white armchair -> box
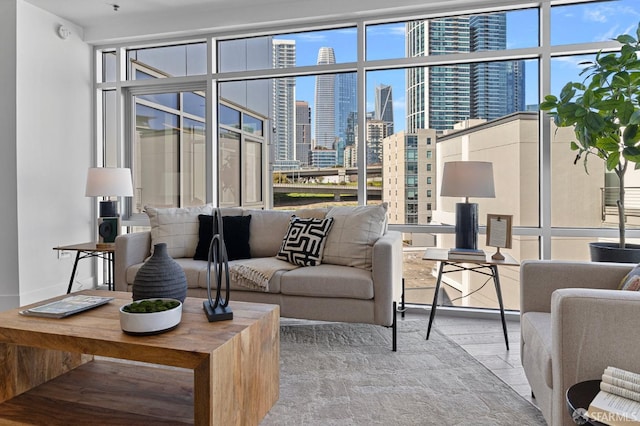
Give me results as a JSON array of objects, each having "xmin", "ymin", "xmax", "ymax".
[{"xmin": 520, "ymin": 260, "xmax": 640, "ymax": 425}]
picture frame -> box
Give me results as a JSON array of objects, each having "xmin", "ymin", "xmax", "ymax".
[{"xmin": 486, "ymin": 214, "xmax": 512, "ymax": 260}]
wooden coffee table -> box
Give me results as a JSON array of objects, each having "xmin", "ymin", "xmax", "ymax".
[{"xmin": 0, "ymin": 290, "xmax": 279, "ymax": 425}]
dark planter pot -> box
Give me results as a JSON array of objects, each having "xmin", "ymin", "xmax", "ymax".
[{"xmin": 589, "ymin": 242, "xmax": 640, "ymax": 263}]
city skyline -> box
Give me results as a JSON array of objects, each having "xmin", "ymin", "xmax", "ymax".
[{"xmin": 274, "ymin": 2, "xmax": 639, "ymax": 136}]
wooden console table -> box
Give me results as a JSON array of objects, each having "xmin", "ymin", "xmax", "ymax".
[{"xmin": 0, "ymin": 291, "xmax": 280, "ymax": 425}]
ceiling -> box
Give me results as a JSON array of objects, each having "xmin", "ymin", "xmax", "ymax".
[
  {"xmin": 24, "ymin": 0, "xmax": 236, "ymax": 27},
  {"xmin": 23, "ymin": 0, "xmax": 522, "ymax": 44}
]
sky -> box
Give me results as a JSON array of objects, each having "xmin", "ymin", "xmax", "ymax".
[{"xmin": 273, "ymin": 0, "xmax": 640, "ymax": 135}]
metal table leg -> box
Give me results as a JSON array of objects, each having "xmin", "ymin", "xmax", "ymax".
[
  {"xmin": 66, "ymin": 252, "xmax": 82, "ymax": 294},
  {"xmin": 426, "ymin": 261, "xmax": 445, "ymax": 340},
  {"xmin": 491, "ymin": 265, "xmax": 509, "ymax": 350}
]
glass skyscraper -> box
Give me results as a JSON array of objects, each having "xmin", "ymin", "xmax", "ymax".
[
  {"xmin": 335, "ymin": 73, "xmax": 357, "ymax": 166},
  {"xmin": 469, "ymin": 14, "xmax": 526, "ymax": 120},
  {"xmin": 406, "ymin": 17, "xmax": 471, "ymax": 132},
  {"xmin": 295, "ymin": 100, "xmax": 311, "ymax": 166},
  {"xmin": 406, "ymin": 13, "xmax": 525, "ymax": 132},
  {"xmin": 272, "ymin": 40, "xmax": 296, "ymax": 165},
  {"xmin": 375, "ymin": 84, "xmax": 394, "ymax": 135},
  {"xmin": 314, "ymin": 47, "xmax": 336, "ymax": 150}
]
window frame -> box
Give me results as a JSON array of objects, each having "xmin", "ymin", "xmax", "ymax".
[{"xmin": 93, "ymin": 0, "xmax": 640, "ymax": 259}]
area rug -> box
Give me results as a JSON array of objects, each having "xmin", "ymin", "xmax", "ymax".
[{"xmin": 261, "ymin": 317, "xmax": 545, "ymax": 425}]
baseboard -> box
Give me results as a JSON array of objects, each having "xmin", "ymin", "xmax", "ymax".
[{"xmin": 401, "ymin": 304, "xmax": 521, "ymax": 322}]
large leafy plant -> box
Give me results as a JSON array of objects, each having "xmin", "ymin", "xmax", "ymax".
[{"xmin": 540, "ymin": 22, "xmax": 640, "ymax": 248}]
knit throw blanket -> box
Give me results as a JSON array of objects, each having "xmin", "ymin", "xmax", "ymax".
[{"xmin": 229, "ymin": 257, "xmax": 299, "ymax": 292}]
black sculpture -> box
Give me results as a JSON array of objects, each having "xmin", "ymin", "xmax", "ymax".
[{"xmin": 203, "ymin": 208, "xmax": 233, "ymax": 322}]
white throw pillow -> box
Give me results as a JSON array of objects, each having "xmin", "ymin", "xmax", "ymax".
[
  {"xmin": 146, "ymin": 204, "xmax": 213, "ymax": 258},
  {"xmin": 322, "ymin": 203, "xmax": 388, "ymax": 270},
  {"xmin": 244, "ymin": 209, "xmax": 293, "ymax": 258}
]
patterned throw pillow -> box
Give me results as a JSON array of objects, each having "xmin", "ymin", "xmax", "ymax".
[
  {"xmin": 620, "ymin": 264, "xmax": 640, "ymax": 290},
  {"xmin": 277, "ymin": 217, "xmax": 334, "ymax": 267}
]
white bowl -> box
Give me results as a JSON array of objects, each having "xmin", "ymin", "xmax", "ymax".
[{"xmin": 119, "ymin": 298, "xmax": 182, "ymax": 335}]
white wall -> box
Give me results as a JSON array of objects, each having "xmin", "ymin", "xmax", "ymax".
[
  {"xmin": 0, "ymin": 0, "xmax": 93, "ymax": 308},
  {"xmin": 0, "ymin": 0, "xmax": 20, "ymax": 310}
]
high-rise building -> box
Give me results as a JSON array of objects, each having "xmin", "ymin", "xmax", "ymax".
[
  {"xmin": 406, "ymin": 17, "xmax": 470, "ymax": 132},
  {"xmin": 309, "ymin": 149, "xmax": 337, "ymax": 168},
  {"xmin": 314, "ymin": 47, "xmax": 336, "ymax": 150},
  {"xmin": 374, "ymin": 84, "xmax": 394, "ymax": 135},
  {"xmin": 506, "ymin": 60, "xmax": 526, "ymax": 115},
  {"xmin": 383, "ymin": 130, "xmax": 437, "ymax": 225},
  {"xmin": 406, "ymin": 13, "xmax": 525, "ymax": 132},
  {"xmin": 295, "ymin": 101, "xmax": 312, "ymax": 166},
  {"xmin": 272, "ymin": 40, "xmax": 296, "ymax": 167},
  {"xmin": 335, "ymin": 73, "xmax": 357, "ymax": 166},
  {"xmin": 365, "ymin": 119, "xmax": 388, "ymax": 165},
  {"xmin": 469, "ymin": 14, "xmax": 526, "ymax": 120}
]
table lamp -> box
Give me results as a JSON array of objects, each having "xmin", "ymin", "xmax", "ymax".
[
  {"xmin": 85, "ymin": 167, "xmax": 134, "ymax": 218},
  {"xmin": 85, "ymin": 167, "xmax": 134, "ymax": 245},
  {"xmin": 440, "ymin": 161, "xmax": 495, "ymax": 250}
]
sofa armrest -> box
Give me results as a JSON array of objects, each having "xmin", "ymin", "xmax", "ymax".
[
  {"xmin": 114, "ymin": 231, "xmax": 151, "ymax": 292},
  {"xmin": 551, "ymin": 288, "xmax": 640, "ymax": 425},
  {"xmin": 520, "ymin": 260, "xmax": 632, "ymax": 315},
  {"xmin": 372, "ymin": 230, "xmax": 403, "ymax": 326}
]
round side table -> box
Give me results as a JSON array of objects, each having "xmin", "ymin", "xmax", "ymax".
[{"xmin": 566, "ymin": 380, "xmax": 606, "ymax": 425}]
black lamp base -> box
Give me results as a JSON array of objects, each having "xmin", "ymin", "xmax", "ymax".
[
  {"xmin": 203, "ymin": 301, "xmax": 233, "ymax": 322},
  {"xmin": 99, "ymin": 200, "xmax": 118, "ymax": 218},
  {"xmin": 455, "ymin": 202, "xmax": 478, "ymax": 250}
]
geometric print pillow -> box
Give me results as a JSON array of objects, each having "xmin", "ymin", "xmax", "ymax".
[
  {"xmin": 620, "ymin": 263, "xmax": 640, "ymax": 291},
  {"xmin": 276, "ymin": 217, "xmax": 334, "ymax": 267}
]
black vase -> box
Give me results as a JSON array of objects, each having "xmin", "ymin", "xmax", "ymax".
[{"xmin": 133, "ymin": 243, "xmax": 188, "ymax": 302}]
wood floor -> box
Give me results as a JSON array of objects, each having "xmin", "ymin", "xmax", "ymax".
[{"xmin": 403, "ymin": 308, "xmax": 537, "ymax": 407}]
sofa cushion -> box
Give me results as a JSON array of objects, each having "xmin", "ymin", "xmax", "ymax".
[
  {"xmin": 521, "ymin": 311, "xmax": 553, "ymax": 388},
  {"xmin": 146, "ymin": 204, "xmax": 213, "ymax": 258},
  {"xmin": 193, "ymin": 214, "xmax": 252, "ymax": 261},
  {"xmin": 280, "ymin": 264, "xmax": 374, "ymax": 299},
  {"xmin": 322, "ymin": 203, "xmax": 388, "ymax": 270},
  {"xmin": 244, "ymin": 209, "xmax": 293, "ymax": 258},
  {"xmin": 277, "ymin": 217, "xmax": 334, "ymax": 267},
  {"xmin": 125, "ymin": 258, "xmax": 284, "ymax": 294}
]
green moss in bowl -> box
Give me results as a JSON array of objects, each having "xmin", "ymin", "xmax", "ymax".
[{"xmin": 123, "ymin": 299, "xmax": 180, "ymax": 313}]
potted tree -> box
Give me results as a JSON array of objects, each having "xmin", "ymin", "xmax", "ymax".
[{"xmin": 540, "ymin": 22, "xmax": 640, "ymax": 262}]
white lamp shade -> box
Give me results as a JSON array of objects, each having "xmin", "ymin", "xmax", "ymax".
[
  {"xmin": 85, "ymin": 167, "xmax": 134, "ymax": 197},
  {"xmin": 440, "ymin": 161, "xmax": 495, "ymax": 198}
]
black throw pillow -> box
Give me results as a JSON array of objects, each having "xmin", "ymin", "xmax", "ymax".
[{"xmin": 194, "ymin": 214, "xmax": 252, "ymax": 261}]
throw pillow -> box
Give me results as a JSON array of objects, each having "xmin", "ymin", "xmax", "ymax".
[
  {"xmin": 322, "ymin": 203, "xmax": 388, "ymax": 270},
  {"xmin": 146, "ymin": 204, "xmax": 213, "ymax": 258},
  {"xmin": 194, "ymin": 214, "xmax": 252, "ymax": 261},
  {"xmin": 620, "ymin": 264, "xmax": 640, "ymax": 290},
  {"xmin": 244, "ymin": 209, "xmax": 294, "ymax": 258},
  {"xmin": 294, "ymin": 208, "xmax": 329, "ymax": 220},
  {"xmin": 277, "ymin": 217, "xmax": 334, "ymax": 267}
]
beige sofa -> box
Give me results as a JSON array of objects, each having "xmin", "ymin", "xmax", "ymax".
[
  {"xmin": 520, "ymin": 260, "xmax": 640, "ymax": 425},
  {"xmin": 115, "ymin": 205, "xmax": 404, "ymax": 350}
]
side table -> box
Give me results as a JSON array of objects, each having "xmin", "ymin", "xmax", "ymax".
[
  {"xmin": 566, "ymin": 380, "xmax": 605, "ymax": 425},
  {"xmin": 422, "ymin": 248, "xmax": 519, "ymax": 350},
  {"xmin": 53, "ymin": 243, "xmax": 115, "ymax": 293}
]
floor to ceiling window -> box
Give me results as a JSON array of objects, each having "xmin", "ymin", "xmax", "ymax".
[{"xmin": 94, "ymin": 0, "xmax": 640, "ymax": 312}]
